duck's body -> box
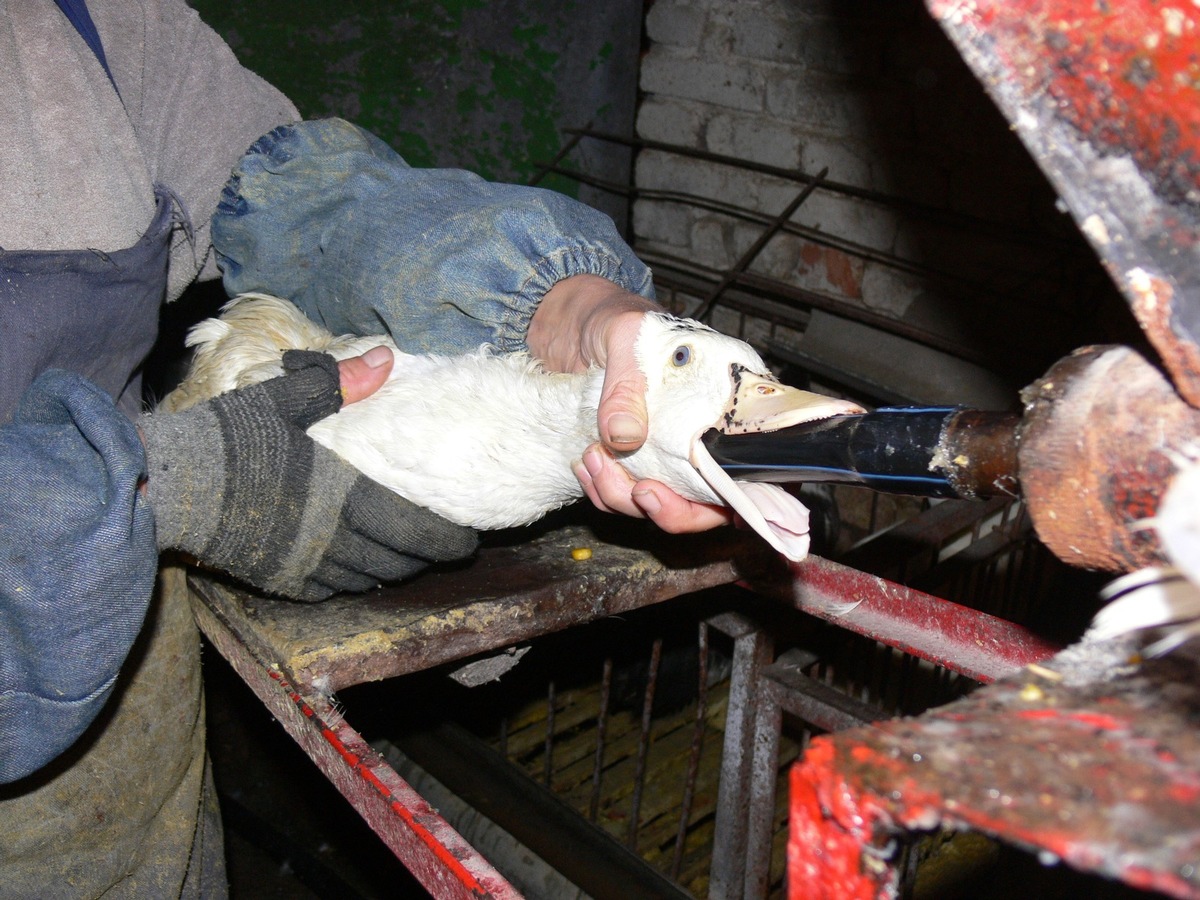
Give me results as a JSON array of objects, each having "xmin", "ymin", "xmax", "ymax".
[{"xmin": 166, "ymin": 294, "xmax": 863, "ymax": 558}]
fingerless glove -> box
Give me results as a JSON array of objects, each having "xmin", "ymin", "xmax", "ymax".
[{"xmin": 141, "ymin": 351, "xmax": 478, "ymax": 600}]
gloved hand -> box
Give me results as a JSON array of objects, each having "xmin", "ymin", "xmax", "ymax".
[{"xmin": 140, "ymin": 350, "xmax": 478, "ymax": 601}]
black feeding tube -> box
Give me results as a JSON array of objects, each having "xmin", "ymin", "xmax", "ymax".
[{"xmin": 702, "ymin": 407, "xmax": 1021, "ymax": 500}]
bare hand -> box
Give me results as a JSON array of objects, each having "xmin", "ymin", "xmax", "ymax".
[
  {"xmin": 336, "ymin": 345, "xmax": 394, "ymax": 404},
  {"xmin": 531, "ymin": 275, "xmax": 732, "ymax": 533}
]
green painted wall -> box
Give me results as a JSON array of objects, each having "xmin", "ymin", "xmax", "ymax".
[{"xmin": 190, "ymin": 0, "xmax": 640, "ymax": 224}]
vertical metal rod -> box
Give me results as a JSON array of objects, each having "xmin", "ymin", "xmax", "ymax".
[
  {"xmin": 708, "ymin": 616, "xmax": 773, "ymax": 900},
  {"xmin": 589, "ymin": 656, "xmax": 614, "ymax": 823},
  {"xmin": 743, "ymin": 680, "xmax": 784, "ymax": 899},
  {"xmin": 627, "ymin": 638, "xmax": 663, "ymax": 850},
  {"xmin": 671, "ymin": 622, "xmax": 710, "ymax": 880},
  {"xmin": 693, "ymin": 168, "xmax": 829, "ymax": 322},
  {"xmin": 544, "ymin": 679, "xmax": 556, "ymax": 788}
]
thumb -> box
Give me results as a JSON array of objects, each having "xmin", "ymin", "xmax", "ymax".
[
  {"xmin": 598, "ymin": 345, "xmax": 649, "ymax": 452},
  {"xmin": 338, "ymin": 345, "xmax": 394, "ymax": 405}
]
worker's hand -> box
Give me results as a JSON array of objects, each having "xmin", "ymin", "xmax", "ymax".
[
  {"xmin": 530, "ymin": 275, "xmax": 732, "ymax": 533},
  {"xmin": 336, "ymin": 344, "xmax": 395, "ymax": 404},
  {"xmin": 140, "ymin": 349, "xmax": 478, "ymax": 601}
]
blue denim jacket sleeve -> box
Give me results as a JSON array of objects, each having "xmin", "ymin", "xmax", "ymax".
[
  {"xmin": 211, "ymin": 118, "xmax": 655, "ymax": 356},
  {"xmin": 0, "ymin": 371, "xmax": 157, "ymax": 783}
]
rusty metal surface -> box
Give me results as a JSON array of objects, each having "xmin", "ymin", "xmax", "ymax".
[
  {"xmin": 189, "ymin": 514, "xmax": 777, "ymax": 692},
  {"xmin": 941, "ymin": 408, "xmax": 1021, "ymax": 500},
  {"xmin": 788, "ymin": 635, "xmax": 1200, "ymax": 899},
  {"xmin": 928, "ymin": 0, "xmax": 1200, "ymax": 407},
  {"xmin": 708, "ymin": 614, "xmax": 776, "ymax": 900},
  {"xmin": 1019, "ymin": 344, "xmax": 1200, "ymax": 572}
]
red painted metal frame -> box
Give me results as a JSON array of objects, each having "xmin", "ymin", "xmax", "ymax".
[
  {"xmin": 191, "ymin": 592, "xmax": 521, "ymax": 900},
  {"xmin": 787, "ymin": 661, "xmax": 1200, "ymax": 900},
  {"xmin": 754, "ymin": 554, "xmax": 1063, "ymax": 684}
]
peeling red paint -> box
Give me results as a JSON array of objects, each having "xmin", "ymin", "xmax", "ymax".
[
  {"xmin": 823, "ymin": 247, "xmax": 865, "ymax": 299},
  {"xmin": 789, "ymin": 740, "xmax": 894, "ymax": 900},
  {"xmin": 931, "ymin": 0, "xmax": 1200, "ymax": 202},
  {"xmin": 789, "ymin": 643, "xmax": 1200, "ymax": 900},
  {"xmin": 1015, "ymin": 708, "xmax": 1127, "ymax": 730},
  {"xmin": 267, "ymin": 669, "xmax": 493, "ymax": 897}
]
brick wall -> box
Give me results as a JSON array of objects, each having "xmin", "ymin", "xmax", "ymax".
[{"xmin": 630, "ymin": 0, "xmax": 1125, "ymax": 407}]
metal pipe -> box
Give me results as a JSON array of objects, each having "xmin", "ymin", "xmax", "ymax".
[
  {"xmin": 703, "ymin": 407, "xmax": 1021, "ymax": 500},
  {"xmin": 626, "ymin": 638, "xmax": 663, "ymax": 850},
  {"xmin": 670, "ymin": 621, "xmax": 710, "ymax": 880}
]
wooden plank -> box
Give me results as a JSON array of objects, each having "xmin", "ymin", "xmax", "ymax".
[{"xmin": 190, "ymin": 514, "xmax": 776, "ymax": 692}]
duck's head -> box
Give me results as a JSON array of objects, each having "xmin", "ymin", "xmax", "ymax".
[{"xmin": 622, "ymin": 312, "xmax": 864, "ymax": 561}]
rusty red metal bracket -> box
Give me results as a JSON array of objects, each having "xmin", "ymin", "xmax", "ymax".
[
  {"xmin": 927, "ymin": 0, "xmax": 1200, "ymax": 407},
  {"xmin": 788, "ymin": 638, "xmax": 1200, "ymax": 899},
  {"xmin": 191, "ymin": 588, "xmax": 520, "ymax": 899}
]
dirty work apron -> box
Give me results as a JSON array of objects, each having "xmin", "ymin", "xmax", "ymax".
[
  {"xmin": 0, "ymin": 186, "xmax": 171, "ymax": 423},
  {"xmin": 0, "ymin": 192, "xmax": 227, "ymax": 897}
]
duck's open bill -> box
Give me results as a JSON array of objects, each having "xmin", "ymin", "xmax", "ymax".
[
  {"xmin": 688, "ymin": 370, "xmax": 866, "ymax": 562},
  {"xmin": 701, "ymin": 406, "xmax": 1022, "ymax": 501}
]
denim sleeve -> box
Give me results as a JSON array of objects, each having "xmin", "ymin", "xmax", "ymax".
[
  {"xmin": 0, "ymin": 372, "xmax": 158, "ymax": 783},
  {"xmin": 211, "ymin": 118, "xmax": 655, "ymax": 356}
]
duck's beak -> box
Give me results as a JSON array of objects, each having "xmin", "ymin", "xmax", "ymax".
[
  {"xmin": 720, "ymin": 365, "xmax": 865, "ymax": 434},
  {"xmin": 690, "ymin": 366, "xmax": 865, "ymax": 562}
]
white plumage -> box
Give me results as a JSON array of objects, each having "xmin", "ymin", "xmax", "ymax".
[{"xmin": 165, "ymin": 293, "xmax": 863, "ymax": 560}]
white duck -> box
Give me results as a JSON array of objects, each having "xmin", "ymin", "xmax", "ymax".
[{"xmin": 164, "ymin": 293, "xmax": 864, "ymax": 560}]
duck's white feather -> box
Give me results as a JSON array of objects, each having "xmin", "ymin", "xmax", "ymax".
[{"xmin": 166, "ymin": 293, "xmax": 863, "ymax": 557}]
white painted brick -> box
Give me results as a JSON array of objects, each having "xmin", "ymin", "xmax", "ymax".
[
  {"xmin": 636, "ymin": 98, "xmax": 706, "ymax": 147},
  {"xmin": 764, "ymin": 70, "xmax": 871, "ymax": 138},
  {"xmin": 636, "ymin": 150, "xmax": 770, "ymax": 211},
  {"xmin": 644, "ymin": 0, "xmax": 708, "ymax": 48},
  {"xmin": 705, "ymin": 111, "xmax": 802, "ymax": 170},
  {"xmin": 690, "ymin": 216, "xmax": 735, "ymax": 270},
  {"xmin": 641, "ymin": 45, "xmax": 764, "ymax": 112},
  {"xmin": 859, "ymin": 262, "xmax": 922, "ymax": 318},
  {"xmin": 752, "ymin": 231, "xmax": 806, "ymax": 281},
  {"xmin": 798, "ymin": 135, "xmax": 873, "ymax": 189},
  {"xmin": 790, "ymin": 192, "xmax": 900, "ymax": 254},
  {"xmin": 632, "ymin": 199, "xmax": 694, "ymax": 248}
]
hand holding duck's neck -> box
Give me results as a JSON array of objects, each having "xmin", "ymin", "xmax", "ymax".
[
  {"xmin": 527, "ymin": 275, "xmax": 659, "ymax": 373},
  {"xmin": 529, "ymin": 276, "xmax": 665, "ymax": 451}
]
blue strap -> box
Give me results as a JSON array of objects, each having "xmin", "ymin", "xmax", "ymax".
[{"xmin": 53, "ymin": 0, "xmax": 120, "ymax": 97}]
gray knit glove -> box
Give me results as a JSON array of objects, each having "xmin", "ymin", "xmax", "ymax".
[{"xmin": 140, "ymin": 350, "xmax": 478, "ymax": 601}]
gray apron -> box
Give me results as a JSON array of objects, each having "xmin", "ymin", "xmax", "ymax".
[
  {"xmin": 0, "ymin": 186, "xmax": 171, "ymax": 422},
  {"xmin": 0, "ymin": 191, "xmax": 227, "ymax": 898}
]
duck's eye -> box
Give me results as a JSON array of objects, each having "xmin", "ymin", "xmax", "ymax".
[{"xmin": 672, "ymin": 345, "xmax": 692, "ymax": 367}]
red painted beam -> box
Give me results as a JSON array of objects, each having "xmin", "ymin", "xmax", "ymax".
[
  {"xmin": 753, "ymin": 555, "xmax": 1062, "ymax": 683},
  {"xmin": 191, "ymin": 596, "xmax": 520, "ymax": 899},
  {"xmin": 929, "ymin": 0, "xmax": 1200, "ymax": 201}
]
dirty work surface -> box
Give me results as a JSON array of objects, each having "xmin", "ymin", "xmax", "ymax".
[
  {"xmin": 792, "ymin": 634, "xmax": 1200, "ymax": 898},
  {"xmin": 189, "ymin": 511, "xmax": 779, "ymax": 693}
]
